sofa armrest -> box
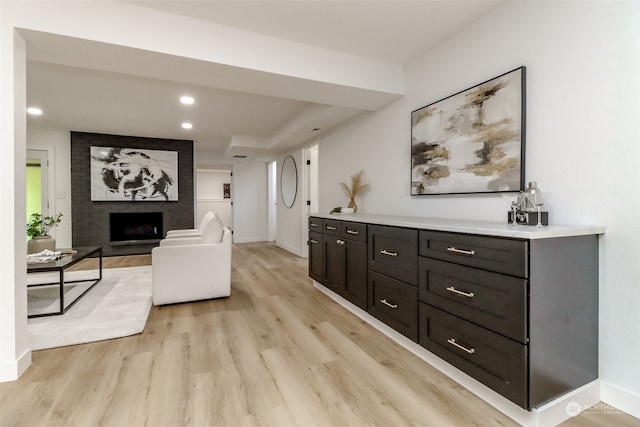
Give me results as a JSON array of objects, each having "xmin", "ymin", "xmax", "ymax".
[
  {"xmin": 159, "ymin": 236, "xmax": 206, "ymax": 246},
  {"xmin": 166, "ymin": 229, "xmax": 201, "ymax": 237},
  {"xmin": 151, "ymin": 238, "xmax": 231, "ymax": 305},
  {"xmin": 152, "ymin": 242, "xmax": 230, "ymax": 268},
  {"xmin": 165, "ymin": 230, "xmax": 202, "ymax": 239}
]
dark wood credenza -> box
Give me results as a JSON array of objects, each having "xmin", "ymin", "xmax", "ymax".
[{"xmin": 308, "ymin": 214, "xmax": 603, "ymax": 411}]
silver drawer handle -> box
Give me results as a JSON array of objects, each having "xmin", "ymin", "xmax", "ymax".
[
  {"xmin": 310, "ymin": 239, "xmax": 319, "ymax": 244},
  {"xmin": 447, "ymin": 246, "xmax": 475, "ymax": 256},
  {"xmin": 326, "ymin": 226, "xmax": 337, "ymax": 230},
  {"xmin": 380, "ymin": 250, "xmax": 398, "ymax": 257},
  {"xmin": 447, "ymin": 338, "xmax": 475, "ymax": 354},
  {"xmin": 346, "ymin": 229, "xmax": 359, "ymax": 235},
  {"xmin": 446, "ymin": 286, "xmax": 475, "ymax": 298},
  {"xmin": 336, "ymin": 239, "xmax": 345, "ymax": 246},
  {"xmin": 380, "ymin": 299, "xmax": 398, "ymax": 309},
  {"xmin": 310, "ymin": 223, "xmax": 319, "ymax": 227}
]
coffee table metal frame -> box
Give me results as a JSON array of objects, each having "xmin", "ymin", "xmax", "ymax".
[{"xmin": 27, "ymin": 246, "xmax": 103, "ymax": 318}]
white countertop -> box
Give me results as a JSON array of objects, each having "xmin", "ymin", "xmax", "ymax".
[{"xmin": 310, "ymin": 213, "xmax": 605, "ymax": 240}]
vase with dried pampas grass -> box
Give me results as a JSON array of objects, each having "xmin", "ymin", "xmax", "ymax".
[{"xmin": 341, "ymin": 170, "xmax": 369, "ymax": 213}]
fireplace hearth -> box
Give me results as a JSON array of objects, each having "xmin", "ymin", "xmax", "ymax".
[{"xmin": 110, "ymin": 212, "xmax": 163, "ymax": 245}]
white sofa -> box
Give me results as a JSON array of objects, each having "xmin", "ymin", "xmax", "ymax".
[
  {"xmin": 165, "ymin": 210, "xmax": 215, "ymax": 239},
  {"xmin": 151, "ymin": 223, "xmax": 232, "ymax": 306}
]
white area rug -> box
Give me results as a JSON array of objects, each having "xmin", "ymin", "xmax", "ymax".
[{"xmin": 27, "ymin": 266, "xmax": 152, "ymax": 351}]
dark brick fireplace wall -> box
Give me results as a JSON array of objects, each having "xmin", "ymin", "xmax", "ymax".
[{"xmin": 71, "ymin": 132, "xmax": 195, "ymax": 256}]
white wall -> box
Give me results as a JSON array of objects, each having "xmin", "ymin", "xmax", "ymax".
[
  {"xmin": 0, "ymin": 25, "xmax": 30, "ymax": 381},
  {"xmin": 2, "ymin": 2, "xmax": 638, "ymax": 418},
  {"xmin": 231, "ymin": 160, "xmax": 268, "ymax": 243},
  {"xmin": 26, "ymin": 130, "xmax": 72, "ymax": 248},
  {"xmin": 267, "ymin": 161, "xmax": 277, "ymax": 241},
  {"xmin": 308, "ymin": 144, "xmax": 319, "ymax": 215},
  {"xmin": 195, "ymin": 169, "xmax": 232, "ymax": 229},
  {"xmin": 276, "ymin": 150, "xmax": 305, "ymax": 256},
  {"xmin": 0, "ymin": 0, "xmax": 395, "ymax": 382},
  {"xmin": 318, "ymin": 0, "xmax": 640, "ymax": 416}
]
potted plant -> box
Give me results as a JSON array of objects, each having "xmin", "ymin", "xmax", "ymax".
[
  {"xmin": 27, "ymin": 212, "xmax": 63, "ymax": 254},
  {"xmin": 340, "ymin": 170, "xmax": 369, "ymax": 213}
]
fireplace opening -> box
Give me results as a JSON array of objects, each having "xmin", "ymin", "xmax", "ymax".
[{"xmin": 110, "ymin": 212, "xmax": 163, "ymax": 245}]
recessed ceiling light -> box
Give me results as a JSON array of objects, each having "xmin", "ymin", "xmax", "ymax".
[
  {"xmin": 27, "ymin": 107, "xmax": 43, "ymax": 116},
  {"xmin": 180, "ymin": 96, "xmax": 194, "ymax": 105},
  {"xmin": 181, "ymin": 122, "xmax": 193, "ymax": 129},
  {"xmin": 252, "ymin": 121, "xmax": 264, "ymax": 126}
]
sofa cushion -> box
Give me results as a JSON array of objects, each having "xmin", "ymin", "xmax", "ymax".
[{"xmin": 201, "ymin": 212, "xmax": 225, "ymax": 243}]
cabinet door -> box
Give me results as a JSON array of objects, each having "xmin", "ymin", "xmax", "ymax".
[
  {"xmin": 368, "ymin": 271, "xmax": 418, "ymax": 341},
  {"xmin": 419, "ymin": 303, "xmax": 527, "ymax": 408},
  {"xmin": 308, "ymin": 231, "xmax": 324, "ymax": 283},
  {"xmin": 323, "ymin": 219, "xmax": 342, "ymax": 237},
  {"xmin": 343, "ymin": 240, "xmax": 367, "ymax": 310},
  {"xmin": 308, "ymin": 217, "xmax": 324, "ymax": 233},
  {"xmin": 325, "ymin": 236, "xmax": 346, "ymax": 293},
  {"xmin": 368, "ymin": 225, "xmax": 418, "ymax": 286},
  {"xmin": 418, "ymin": 257, "xmax": 527, "ymax": 343},
  {"xmin": 419, "ymin": 230, "xmax": 528, "ymax": 278}
]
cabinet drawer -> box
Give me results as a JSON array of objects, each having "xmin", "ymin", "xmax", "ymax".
[
  {"xmin": 309, "ymin": 217, "xmax": 324, "ymax": 232},
  {"xmin": 418, "ymin": 258, "xmax": 527, "ymax": 343},
  {"xmin": 342, "ymin": 221, "xmax": 367, "ymax": 244},
  {"xmin": 323, "ymin": 219, "xmax": 342, "ymax": 237},
  {"xmin": 368, "ymin": 225, "xmax": 418, "ymax": 286},
  {"xmin": 419, "ymin": 230, "xmax": 528, "ymax": 278},
  {"xmin": 419, "ymin": 304, "xmax": 528, "ymax": 408},
  {"xmin": 308, "ymin": 231, "xmax": 324, "ymax": 283},
  {"xmin": 368, "ymin": 271, "xmax": 418, "ymax": 341}
]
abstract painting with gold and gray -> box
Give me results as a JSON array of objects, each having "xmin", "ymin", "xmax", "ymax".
[{"xmin": 411, "ymin": 67, "xmax": 524, "ymax": 195}]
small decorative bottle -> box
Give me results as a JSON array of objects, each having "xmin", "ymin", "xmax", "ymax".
[{"xmin": 524, "ymin": 181, "xmax": 542, "ymax": 212}]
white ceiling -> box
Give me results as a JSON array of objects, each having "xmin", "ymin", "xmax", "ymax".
[{"xmin": 25, "ymin": 0, "xmax": 503, "ymax": 163}]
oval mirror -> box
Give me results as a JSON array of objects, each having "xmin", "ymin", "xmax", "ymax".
[{"xmin": 281, "ymin": 155, "xmax": 298, "ymax": 209}]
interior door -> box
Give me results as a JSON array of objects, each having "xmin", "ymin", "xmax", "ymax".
[{"xmin": 26, "ymin": 149, "xmax": 49, "ymax": 222}]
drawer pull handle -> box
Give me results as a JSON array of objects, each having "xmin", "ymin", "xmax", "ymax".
[
  {"xmin": 380, "ymin": 299, "xmax": 398, "ymax": 309},
  {"xmin": 380, "ymin": 250, "xmax": 398, "ymax": 257},
  {"xmin": 447, "ymin": 338, "xmax": 475, "ymax": 354},
  {"xmin": 310, "ymin": 223, "xmax": 319, "ymax": 227},
  {"xmin": 326, "ymin": 226, "xmax": 337, "ymax": 230},
  {"xmin": 346, "ymin": 229, "xmax": 359, "ymax": 235},
  {"xmin": 447, "ymin": 246, "xmax": 475, "ymax": 256},
  {"xmin": 310, "ymin": 239, "xmax": 319, "ymax": 244},
  {"xmin": 336, "ymin": 239, "xmax": 346, "ymax": 246},
  {"xmin": 446, "ymin": 286, "xmax": 475, "ymax": 298}
]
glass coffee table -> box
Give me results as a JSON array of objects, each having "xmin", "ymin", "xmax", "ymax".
[{"xmin": 27, "ymin": 246, "xmax": 102, "ymax": 318}]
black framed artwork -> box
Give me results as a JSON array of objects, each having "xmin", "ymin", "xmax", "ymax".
[
  {"xmin": 411, "ymin": 66, "xmax": 526, "ymax": 195},
  {"xmin": 90, "ymin": 146, "xmax": 178, "ymax": 201}
]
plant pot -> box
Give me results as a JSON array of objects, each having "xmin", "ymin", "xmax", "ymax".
[
  {"xmin": 28, "ymin": 235, "xmax": 56, "ymax": 254},
  {"xmin": 348, "ymin": 198, "xmax": 358, "ymax": 213}
]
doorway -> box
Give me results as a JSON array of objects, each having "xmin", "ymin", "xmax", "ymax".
[
  {"xmin": 195, "ymin": 168, "xmax": 233, "ymax": 231},
  {"xmin": 267, "ymin": 160, "xmax": 277, "ymax": 241},
  {"xmin": 306, "ymin": 144, "xmax": 319, "ymax": 216},
  {"xmin": 301, "ymin": 144, "xmax": 319, "ymax": 257},
  {"xmin": 26, "ymin": 149, "xmax": 50, "ymax": 228}
]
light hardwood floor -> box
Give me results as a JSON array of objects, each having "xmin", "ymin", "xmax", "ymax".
[{"xmin": 2, "ymin": 243, "xmax": 637, "ymax": 427}]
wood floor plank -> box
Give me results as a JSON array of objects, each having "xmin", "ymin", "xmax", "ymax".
[{"xmin": 2, "ymin": 242, "xmax": 638, "ymax": 427}]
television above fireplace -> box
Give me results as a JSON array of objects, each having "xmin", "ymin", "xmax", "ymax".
[{"xmin": 110, "ymin": 212, "xmax": 163, "ymax": 245}]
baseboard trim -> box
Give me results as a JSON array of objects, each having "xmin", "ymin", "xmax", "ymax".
[
  {"xmin": 0, "ymin": 347, "xmax": 31, "ymax": 383},
  {"xmin": 601, "ymin": 381, "xmax": 640, "ymax": 421},
  {"xmin": 312, "ymin": 281, "xmax": 622, "ymax": 427},
  {"xmin": 275, "ymin": 241, "xmax": 304, "ymax": 257},
  {"xmin": 233, "ymin": 236, "xmax": 268, "ymax": 244}
]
